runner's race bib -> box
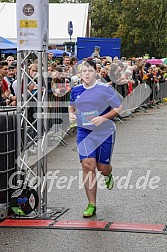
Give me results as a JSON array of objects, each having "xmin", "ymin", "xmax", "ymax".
[{"xmin": 81, "ymin": 110, "xmax": 99, "ymax": 126}]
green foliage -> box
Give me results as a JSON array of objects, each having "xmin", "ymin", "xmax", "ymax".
[
  {"xmin": 91, "ymin": 0, "xmax": 118, "ymax": 37},
  {"xmin": 92, "ymin": 0, "xmax": 167, "ymax": 57}
]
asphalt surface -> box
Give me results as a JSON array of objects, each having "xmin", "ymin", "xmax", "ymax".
[{"xmin": 0, "ymin": 103, "xmax": 167, "ymax": 252}]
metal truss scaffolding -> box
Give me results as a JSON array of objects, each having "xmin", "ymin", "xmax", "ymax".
[{"xmin": 17, "ymin": 50, "xmax": 48, "ymax": 215}]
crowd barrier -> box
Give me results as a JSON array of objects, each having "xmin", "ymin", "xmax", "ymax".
[
  {"xmin": 0, "ymin": 107, "xmax": 17, "ymax": 220},
  {"xmin": 159, "ymin": 81, "xmax": 167, "ymax": 101},
  {"xmin": 115, "ymin": 81, "xmax": 167, "ymax": 117}
]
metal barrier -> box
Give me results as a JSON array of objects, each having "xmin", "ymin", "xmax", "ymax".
[
  {"xmin": 159, "ymin": 81, "xmax": 167, "ymax": 100},
  {"xmin": 141, "ymin": 80, "xmax": 167, "ymax": 108},
  {"xmin": 115, "ymin": 81, "xmax": 167, "ymax": 116},
  {"xmin": 0, "ymin": 107, "xmax": 17, "ymax": 220}
]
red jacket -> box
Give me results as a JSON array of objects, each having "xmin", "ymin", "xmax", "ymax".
[{"xmin": 2, "ymin": 79, "xmax": 8, "ymax": 92}]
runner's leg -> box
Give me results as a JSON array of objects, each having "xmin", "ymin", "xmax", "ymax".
[{"xmin": 81, "ymin": 157, "xmax": 97, "ymax": 205}]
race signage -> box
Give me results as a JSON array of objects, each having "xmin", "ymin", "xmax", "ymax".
[{"xmin": 16, "ymin": 0, "xmax": 49, "ymax": 51}]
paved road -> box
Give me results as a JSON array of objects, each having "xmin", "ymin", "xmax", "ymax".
[{"xmin": 0, "ymin": 104, "xmax": 167, "ymax": 252}]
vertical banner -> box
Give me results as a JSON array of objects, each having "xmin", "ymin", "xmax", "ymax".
[{"xmin": 16, "ymin": 0, "xmax": 49, "ymax": 51}]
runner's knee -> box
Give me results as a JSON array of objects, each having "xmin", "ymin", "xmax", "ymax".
[{"xmin": 82, "ymin": 158, "xmax": 96, "ymax": 173}]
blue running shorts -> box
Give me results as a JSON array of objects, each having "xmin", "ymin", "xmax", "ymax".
[{"xmin": 77, "ymin": 129, "xmax": 115, "ymax": 165}]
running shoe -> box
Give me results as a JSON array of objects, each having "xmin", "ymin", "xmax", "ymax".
[
  {"xmin": 105, "ymin": 173, "xmax": 114, "ymax": 190},
  {"xmin": 83, "ymin": 203, "xmax": 96, "ymax": 218}
]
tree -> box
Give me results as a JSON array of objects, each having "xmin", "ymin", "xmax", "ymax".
[
  {"xmin": 90, "ymin": 0, "xmax": 119, "ymax": 37},
  {"xmin": 90, "ymin": 0, "xmax": 167, "ymax": 57},
  {"xmin": 114, "ymin": 0, "xmax": 167, "ymax": 57}
]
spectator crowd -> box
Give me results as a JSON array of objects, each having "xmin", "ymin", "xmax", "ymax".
[{"xmin": 1, "ymin": 51, "xmax": 167, "ymax": 109}]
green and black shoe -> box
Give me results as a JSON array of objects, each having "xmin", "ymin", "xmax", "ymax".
[
  {"xmin": 83, "ymin": 203, "xmax": 96, "ymax": 218},
  {"xmin": 105, "ymin": 173, "xmax": 114, "ymax": 190}
]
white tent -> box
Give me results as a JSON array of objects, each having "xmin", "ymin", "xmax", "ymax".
[{"xmin": 0, "ymin": 2, "xmax": 89, "ymax": 45}]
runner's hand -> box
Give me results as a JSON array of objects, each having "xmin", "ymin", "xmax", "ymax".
[
  {"xmin": 91, "ymin": 116, "xmax": 107, "ymax": 126},
  {"xmin": 69, "ymin": 113, "xmax": 76, "ymax": 124}
]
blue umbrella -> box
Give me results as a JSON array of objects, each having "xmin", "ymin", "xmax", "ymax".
[{"xmin": 48, "ymin": 49, "xmax": 70, "ymax": 57}]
